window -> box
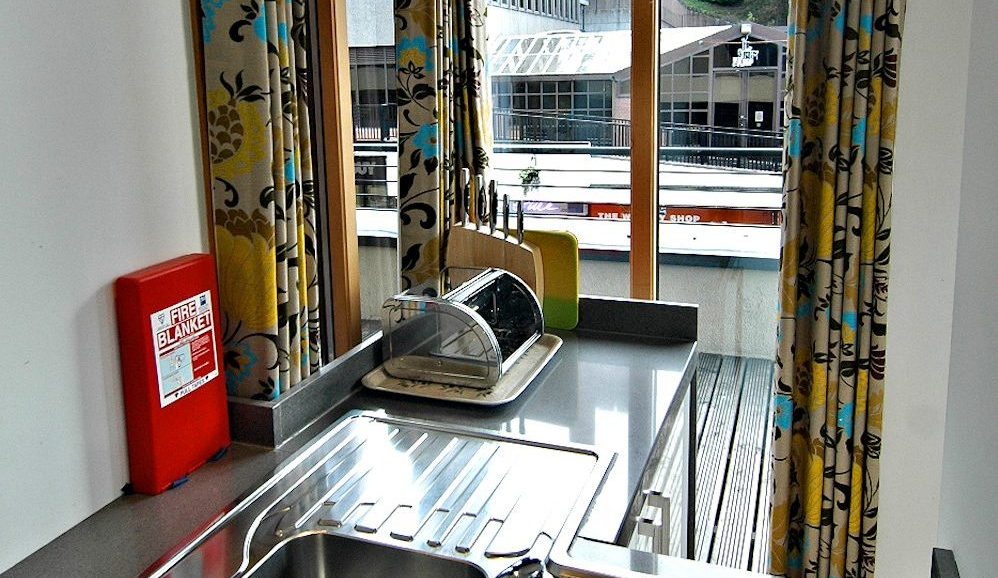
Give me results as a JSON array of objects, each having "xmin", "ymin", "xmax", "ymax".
[
  {"xmin": 657, "ymin": 11, "xmax": 788, "ymax": 364},
  {"xmin": 489, "ymin": 0, "xmax": 580, "ymax": 23},
  {"xmin": 349, "ymin": 47, "xmax": 397, "ymax": 144},
  {"xmin": 339, "ymin": 0, "xmax": 789, "ymax": 347}
]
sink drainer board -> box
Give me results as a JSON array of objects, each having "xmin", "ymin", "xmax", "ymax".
[{"xmin": 143, "ymin": 411, "xmax": 614, "ymax": 578}]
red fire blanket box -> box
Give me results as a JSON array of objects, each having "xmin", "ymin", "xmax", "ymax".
[{"xmin": 114, "ymin": 253, "xmax": 230, "ymax": 495}]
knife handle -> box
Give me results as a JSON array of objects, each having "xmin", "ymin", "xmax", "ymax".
[
  {"xmin": 502, "ymin": 195, "xmax": 510, "ymax": 239},
  {"xmin": 460, "ymin": 168, "xmax": 471, "ymax": 226},
  {"xmin": 477, "ymin": 175, "xmax": 487, "ymax": 229},
  {"xmin": 489, "ymin": 181, "xmax": 498, "ymax": 234},
  {"xmin": 516, "ymin": 200, "xmax": 524, "ymax": 244}
]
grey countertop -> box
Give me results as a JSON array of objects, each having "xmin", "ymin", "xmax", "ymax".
[
  {"xmin": 4, "ymin": 321, "xmax": 696, "ymax": 577},
  {"xmin": 346, "ymin": 329, "xmax": 696, "ymax": 543}
]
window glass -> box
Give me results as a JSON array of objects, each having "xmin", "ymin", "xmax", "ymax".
[
  {"xmin": 347, "ymin": 44, "xmax": 398, "ymax": 337},
  {"xmin": 657, "ymin": 2, "xmax": 788, "ymax": 409},
  {"xmin": 487, "ymin": 2, "xmax": 631, "ymax": 296},
  {"xmin": 654, "ymin": 10, "xmax": 788, "ymax": 559},
  {"xmin": 692, "ymin": 55, "xmax": 709, "ymax": 74}
]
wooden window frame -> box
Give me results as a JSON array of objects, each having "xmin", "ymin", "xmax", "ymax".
[
  {"xmin": 630, "ymin": 0, "xmax": 660, "ymax": 300},
  {"xmin": 312, "ymin": 0, "xmax": 363, "ymax": 356},
  {"xmin": 191, "ymin": 0, "xmax": 660, "ymax": 360}
]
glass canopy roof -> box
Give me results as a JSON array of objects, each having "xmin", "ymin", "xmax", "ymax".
[{"xmin": 489, "ymin": 26, "xmax": 730, "ymax": 77}]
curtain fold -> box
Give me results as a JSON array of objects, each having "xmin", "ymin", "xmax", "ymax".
[
  {"xmin": 201, "ymin": 0, "xmax": 322, "ymax": 399},
  {"xmin": 396, "ymin": 0, "xmax": 492, "ymax": 295},
  {"xmin": 770, "ymin": 0, "xmax": 905, "ymax": 576}
]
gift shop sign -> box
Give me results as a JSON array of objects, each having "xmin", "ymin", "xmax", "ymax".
[{"xmin": 150, "ymin": 291, "xmax": 219, "ymax": 407}]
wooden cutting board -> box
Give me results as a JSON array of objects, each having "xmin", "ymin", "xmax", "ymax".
[
  {"xmin": 523, "ymin": 230, "xmax": 579, "ymax": 330},
  {"xmin": 448, "ymin": 225, "xmax": 544, "ymax": 301}
]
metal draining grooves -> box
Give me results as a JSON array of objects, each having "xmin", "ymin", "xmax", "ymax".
[{"xmin": 254, "ymin": 414, "xmax": 599, "ymax": 563}]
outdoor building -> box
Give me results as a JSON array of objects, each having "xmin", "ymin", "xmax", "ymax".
[
  {"xmin": 344, "ymin": 0, "xmax": 790, "ymax": 358},
  {"xmin": 345, "ymin": 0, "xmax": 787, "ymax": 149},
  {"xmin": 488, "ymin": 0, "xmax": 584, "ymax": 35},
  {"xmin": 489, "ymin": 24, "xmax": 786, "ymax": 148}
]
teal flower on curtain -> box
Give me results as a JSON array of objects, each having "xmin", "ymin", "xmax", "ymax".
[
  {"xmin": 787, "ymin": 119, "xmax": 802, "ymax": 159},
  {"xmin": 774, "ymin": 394, "xmax": 793, "ymax": 431},
  {"xmin": 859, "ymin": 14, "xmax": 873, "ymax": 34},
  {"xmin": 398, "ymin": 37, "xmax": 432, "ymax": 75},
  {"xmin": 852, "ymin": 118, "xmax": 868, "ymax": 155},
  {"xmin": 253, "ymin": 11, "xmax": 268, "ymax": 42},
  {"xmin": 224, "ymin": 341, "xmax": 258, "ymax": 394},
  {"xmin": 412, "ymin": 124, "xmax": 438, "ymax": 159},
  {"xmin": 837, "ymin": 402, "xmax": 855, "ymax": 438},
  {"xmin": 201, "ymin": 0, "xmax": 228, "ymax": 43}
]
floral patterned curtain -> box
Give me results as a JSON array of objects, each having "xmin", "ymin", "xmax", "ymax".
[
  {"xmin": 396, "ymin": 0, "xmax": 493, "ymax": 296},
  {"xmin": 770, "ymin": 0, "xmax": 906, "ymax": 576},
  {"xmin": 200, "ymin": 0, "xmax": 322, "ymax": 399}
]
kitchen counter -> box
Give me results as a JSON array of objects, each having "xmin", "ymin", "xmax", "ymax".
[
  {"xmin": 348, "ymin": 328, "xmax": 696, "ymax": 544},
  {"xmin": 3, "ymin": 298, "xmax": 697, "ymax": 578}
]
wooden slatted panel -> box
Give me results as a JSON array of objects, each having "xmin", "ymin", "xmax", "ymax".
[
  {"xmin": 696, "ymin": 353, "xmax": 724, "ymax": 444},
  {"xmin": 710, "ymin": 358, "xmax": 773, "ymax": 569},
  {"xmin": 694, "ymin": 356, "xmax": 744, "ymax": 561},
  {"xmin": 751, "ymin": 362, "xmax": 776, "ymax": 573}
]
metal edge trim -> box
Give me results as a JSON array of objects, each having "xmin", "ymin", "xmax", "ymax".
[
  {"xmin": 139, "ymin": 410, "xmax": 371, "ymax": 578},
  {"xmin": 359, "ymin": 334, "xmax": 562, "ymax": 406}
]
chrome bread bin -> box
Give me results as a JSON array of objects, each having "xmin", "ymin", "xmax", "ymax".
[{"xmin": 381, "ymin": 269, "xmax": 544, "ymax": 388}]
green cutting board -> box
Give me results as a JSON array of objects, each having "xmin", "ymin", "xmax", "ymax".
[{"xmin": 523, "ymin": 230, "xmax": 579, "ymax": 330}]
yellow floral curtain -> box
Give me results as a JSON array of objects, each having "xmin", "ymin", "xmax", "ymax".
[
  {"xmin": 201, "ymin": 0, "xmax": 322, "ymax": 399},
  {"xmin": 395, "ymin": 0, "xmax": 493, "ymax": 295},
  {"xmin": 771, "ymin": 0, "xmax": 906, "ymax": 576}
]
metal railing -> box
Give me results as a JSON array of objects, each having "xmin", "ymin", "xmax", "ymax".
[
  {"xmin": 659, "ymin": 147, "xmax": 783, "ymax": 171},
  {"xmin": 491, "ymin": 109, "xmax": 783, "ymax": 149},
  {"xmin": 352, "ymin": 104, "xmax": 397, "ymax": 142},
  {"xmin": 492, "ymin": 109, "xmax": 630, "ymax": 147},
  {"xmin": 352, "ymin": 106, "xmax": 784, "ymax": 171}
]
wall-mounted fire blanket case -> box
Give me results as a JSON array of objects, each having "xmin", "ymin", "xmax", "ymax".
[{"xmin": 115, "ymin": 254, "xmax": 230, "ymax": 495}]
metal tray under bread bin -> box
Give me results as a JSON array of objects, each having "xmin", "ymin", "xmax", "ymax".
[{"xmin": 381, "ymin": 269, "xmax": 544, "ymax": 389}]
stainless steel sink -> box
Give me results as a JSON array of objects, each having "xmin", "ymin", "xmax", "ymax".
[
  {"xmin": 247, "ymin": 532, "xmax": 486, "ymax": 578},
  {"xmin": 143, "ymin": 411, "xmax": 614, "ymax": 578}
]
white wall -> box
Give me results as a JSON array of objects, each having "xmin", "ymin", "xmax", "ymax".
[
  {"xmin": 876, "ymin": 0, "xmax": 974, "ymax": 576},
  {"xmin": 934, "ymin": 0, "xmax": 998, "ymax": 574},
  {"xmin": 0, "ymin": 1, "xmax": 207, "ymax": 572},
  {"xmin": 346, "ymin": 0, "xmax": 394, "ymax": 46}
]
